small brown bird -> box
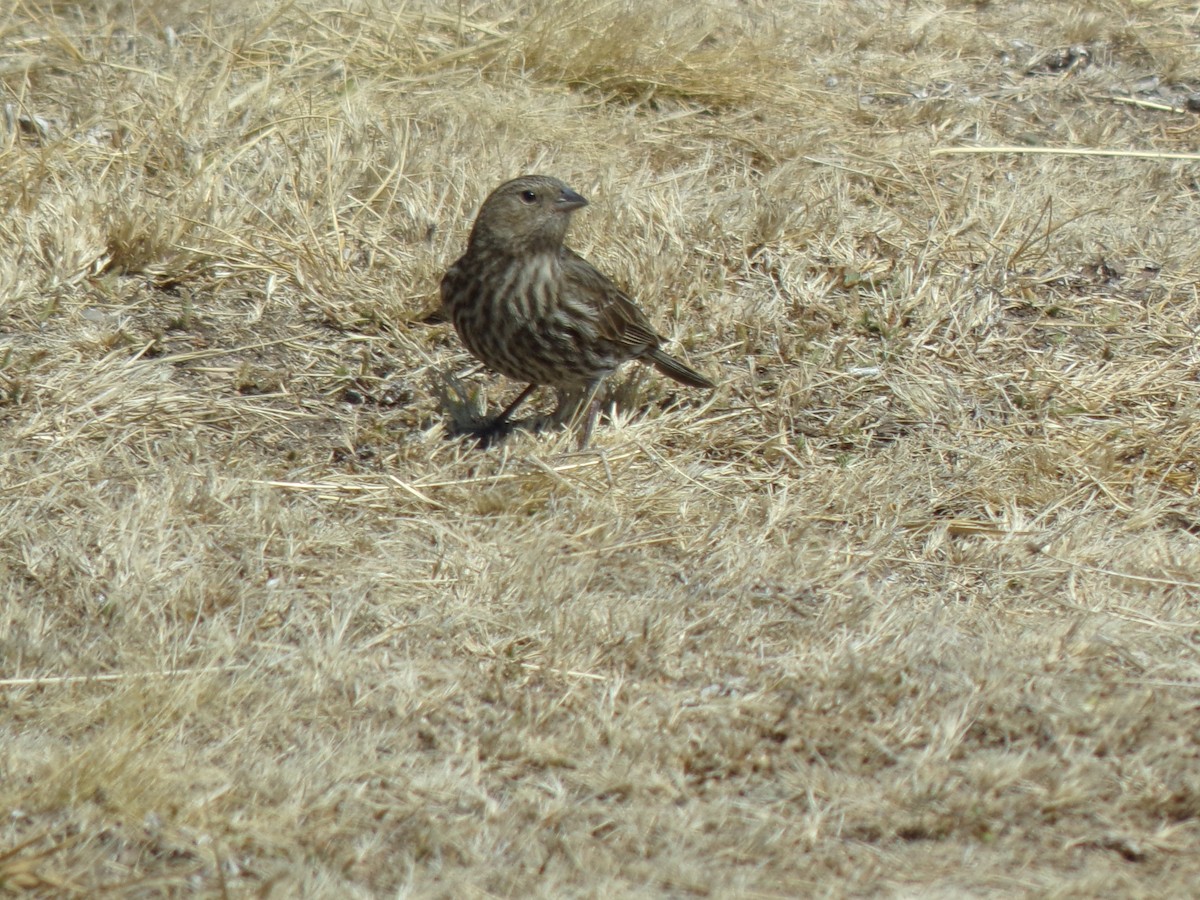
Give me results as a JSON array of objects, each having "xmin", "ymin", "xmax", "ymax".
[{"xmin": 439, "ymin": 174, "xmax": 715, "ymax": 444}]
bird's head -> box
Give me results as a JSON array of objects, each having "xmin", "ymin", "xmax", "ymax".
[{"xmin": 467, "ymin": 175, "xmax": 588, "ymax": 255}]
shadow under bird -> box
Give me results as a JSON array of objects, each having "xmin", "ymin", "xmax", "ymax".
[{"xmin": 438, "ymin": 174, "xmax": 716, "ymax": 446}]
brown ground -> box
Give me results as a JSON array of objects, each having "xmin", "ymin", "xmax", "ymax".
[{"xmin": 3, "ymin": 0, "xmax": 1200, "ymax": 896}]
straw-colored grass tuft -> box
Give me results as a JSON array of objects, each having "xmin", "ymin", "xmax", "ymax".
[{"xmin": 4, "ymin": 0, "xmax": 1200, "ymax": 895}]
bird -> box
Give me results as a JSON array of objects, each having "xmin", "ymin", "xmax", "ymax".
[{"xmin": 438, "ymin": 174, "xmax": 715, "ymax": 445}]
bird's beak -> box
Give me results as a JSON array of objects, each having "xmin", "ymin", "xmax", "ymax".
[{"xmin": 556, "ymin": 187, "xmax": 588, "ymax": 212}]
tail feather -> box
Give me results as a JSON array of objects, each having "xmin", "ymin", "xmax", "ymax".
[{"xmin": 647, "ymin": 348, "xmax": 716, "ymax": 390}]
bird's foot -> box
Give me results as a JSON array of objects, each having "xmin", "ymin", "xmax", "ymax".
[
  {"xmin": 473, "ymin": 418, "xmax": 517, "ymax": 449},
  {"xmin": 449, "ymin": 415, "xmax": 542, "ymax": 449}
]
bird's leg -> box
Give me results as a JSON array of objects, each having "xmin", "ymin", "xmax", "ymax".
[
  {"xmin": 493, "ymin": 383, "xmax": 538, "ymax": 427},
  {"xmin": 555, "ymin": 379, "xmax": 603, "ymax": 449},
  {"xmin": 577, "ymin": 381, "xmax": 604, "ymax": 449},
  {"xmin": 471, "ymin": 383, "xmax": 537, "ymax": 448}
]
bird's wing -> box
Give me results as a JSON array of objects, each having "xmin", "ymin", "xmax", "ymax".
[{"xmin": 561, "ymin": 249, "xmax": 663, "ymax": 352}]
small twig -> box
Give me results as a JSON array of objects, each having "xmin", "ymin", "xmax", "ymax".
[
  {"xmin": 933, "ymin": 145, "xmax": 1200, "ymax": 162},
  {"xmin": 1037, "ymin": 551, "xmax": 1200, "ymax": 591},
  {"xmin": 0, "ymin": 664, "xmax": 248, "ymax": 689},
  {"xmin": 155, "ymin": 334, "xmax": 323, "ymax": 364},
  {"xmin": 518, "ymin": 661, "xmax": 607, "ymax": 682},
  {"xmin": 1103, "ymin": 94, "xmax": 1189, "ymax": 114},
  {"xmin": 386, "ymin": 473, "xmax": 449, "ymax": 509}
]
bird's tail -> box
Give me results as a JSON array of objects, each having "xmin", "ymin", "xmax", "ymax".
[{"xmin": 648, "ymin": 349, "xmax": 716, "ymax": 390}]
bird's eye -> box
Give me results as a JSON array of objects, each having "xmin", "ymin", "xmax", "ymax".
[{"xmin": 519, "ymin": 190, "xmax": 537, "ymax": 204}]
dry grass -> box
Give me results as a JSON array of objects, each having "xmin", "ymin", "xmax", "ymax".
[{"xmin": 3, "ymin": 0, "xmax": 1200, "ymax": 895}]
